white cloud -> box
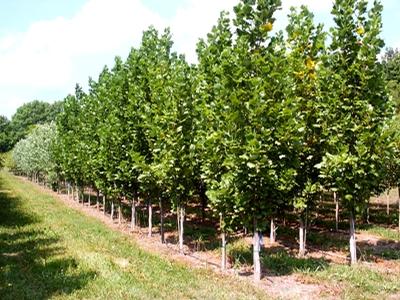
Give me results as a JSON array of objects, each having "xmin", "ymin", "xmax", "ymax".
[
  {"xmin": 0, "ymin": 0, "xmax": 163, "ymax": 90},
  {"xmin": 169, "ymin": 0, "xmax": 237, "ymax": 63},
  {"xmin": 0, "ymin": 0, "xmax": 240, "ymax": 118},
  {"xmin": 169, "ymin": 0, "xmax": 332, "ymax": 63},
  {"xmin": 0, "ymin": 0, "xmax": 164, "ymax": 118}
]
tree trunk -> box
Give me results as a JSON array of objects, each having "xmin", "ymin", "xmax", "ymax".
[
  {"xmin": 75, "ymin": 185, "xmax": 78, "ymax": 202},
  {"xmin": 148, "ymin": 199, "xmax": 152, "ymax": 237},
  {"xmin": 118, "ymin": 198, "xmax": 122, "ymax": 225},
  {"xmin": 299, "ymin": 218, "xmax": 306, "ymax": 257},
  {"xmin": 81, "ymin": 187, "xmax": 84, "ymax": 206},
  {"xmin": 111, "ymin": 200, "xmax": 114, "ymax": 220},
  {"xmin": 88, "ymin": 187, "xmax": 91, "ymax": 206},
  {"xmin": 349, "ymin": 210, "xmax": 357, "ymax": 265},
  {"xmin": 131, "ymin": 195, "xmax": 136, "ymax": 231},
  {"xmin": 397, "ymin": 186, "xmax": 400, "ymax": 235},
  {"xmin": 201, "ymin": 195, "xmax": 207, "ymax": 223},
  {"xmin": 220, "ymin": 214, "xmax": 226, "ymax": 271},
  {"xmin": 253, "ymin": 218, "xmax": 261, "ymax": 282},
  {"xmin": 270, "ymin": 218, "xmax": 276, "ymax": 244},
  {"xmin": 387, "ymin": 191, "xmax": 390, "ymax": 216},
  {"xmin": 67, "ymin": 183, "xmax": 70, "ymax": 199},
  {"xmin": 160, "ymin": 197, "xmax": 165, "ymax": 243},
  {"xmin": 96, "ymin": 190, "xmax": 100, "ymax": 211},
  {"xmin": 177, "ymin": 205, "xmax": 185, "ymax": 253},
  {"xmin": 198, "ymin": 180, "xmax": 207, "ymax": 223},
  {"xmin": 103, "ymin": 195, "xmax": 106, "ymax": 215},
  {"xmin": 334, "ymin": 192, "xmax": 339, "ymax": 231}
]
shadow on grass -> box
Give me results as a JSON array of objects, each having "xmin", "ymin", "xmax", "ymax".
[
  {"xmin": 227, "ymin": 241, "xmax": 329, "ymax": 276},
  {"xmin": 262, "ymin": 249, "xmax": 329, "ymax": 276},
  {"xmin": 358, "ymin": 237, "xmax": 400, "ymax": 262},
  {"xmin": 0, "ymin": 179, "xmax": 96, "ymax": 300},
  {"xmin": 277, "ymin": 226, "xmax": 349, "ymax": 252}
]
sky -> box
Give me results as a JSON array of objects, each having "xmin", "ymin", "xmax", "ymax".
[{"xmin": 0, "ymin": 0, "xmax": 399, "ymax": 119}]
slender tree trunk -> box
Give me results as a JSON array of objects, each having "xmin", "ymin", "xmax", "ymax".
[
  {"xmin": 397, "ymin": 186, "xmax": 400, "ymax": 235},
  {"xmin": 270, "ymin": 218, "xmax": 276, "ymax": 244},
  {"xmin": 177, "ymin": 205, "xmax": 185, "ymax": 253},
  {"xmin": 201, "ymin": 195, "xmax": 207, "ymax": 223},
  {"xmin": 160, "ymin": 197, "xmax": 165, "ymax": 243},
  {"xmin": 220, "ymin": 214, "xmax": 226, "ymax": 271},
  {"xmin": 305, "ymin": 208, "xmax": 308, "ymax": 251},
  {"xmin": 148, "ymin": 198, "xmax": 152, "ymax": 237},
  {"xmin": 88, "ymin": 187, "xmax": 91, "ymax": 206},
  {"xmin": 81, "ymin": 187, "xmax": 85, "ymax": 206},
  {"xmin": 118, "ymin": 198, "xmax": 122, "ymax": 225},
  {"xmin": 96, "ymin": 190, "xmax": 100, "ymax": 211},
  {"xmin": 111, "ymin": 200, "xmax": 114, "ymax": 220},
  {"xmin": 131, "ymin": 195, "xmax": 136, "ymax": 231},
  {"xmin": 387, "ymin": 191, "xmax": 390, "ymax": 216},
  {"xmin": 67, "ymin": 183, "xmax": 70, "ymax": 199},
  {"xmin": 299, "ymin": 217, "xmax": 306, "ymax": 257},
  {"xmin": 253, "ymin": 218, "xmax": 261, "ymax": 282},
  {"xmin": 349, "ymin": 210, "xmax": 357, "ymax": 265},
  {"xmin": 103, "ymin": 195, "xmax": 106, "ymax": 215},
  {"xmin": 334, "ymin": 192, "xmax": 339, "ymax": 231},
  {"xmin": 75, "ymin": 185, "xmax": 78, "ymax": 202}
]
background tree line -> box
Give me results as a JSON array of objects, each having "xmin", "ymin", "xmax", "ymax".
[{"xmin": 0, "ymin": 100, "xmax": 62, "ymax": 152}]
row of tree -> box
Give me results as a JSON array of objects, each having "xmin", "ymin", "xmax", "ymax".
[{"xmin": 10, "ymin": 0, "xmax": 399, "ymax": 281}]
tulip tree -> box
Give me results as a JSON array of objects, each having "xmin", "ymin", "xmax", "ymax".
[
  {"xmin": 196, "ymin": 12, "xmax": 236, "ymax": 267},
  {"xmin": 285, "ymin": 6, "xmax": 326, "ymax": 256},
  {"xmin": 199, "ymin": 0, "xmax": 300, "ymax": 281},
  {"xmin": 88, "ymin": 67, "xmax": 115, "ymax": 200},
  {"xmin": 129, "ymin": 28, "xmax": 175, "ymax": 239},
  {"xmin": 319, "ymin": 0, "xmax": 393, "ymax": 265},
  {"xmin": 55, "ymin": 86, "xmax": 88, "ymax": 201},
  {"xmin": 154, "ymin": 54, "xmax": 198, "ymax": 252}
]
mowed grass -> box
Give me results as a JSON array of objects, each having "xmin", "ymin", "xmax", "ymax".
[{"xmin": 0, "ymin": 171, "xmax": 268, "ymax": 300}]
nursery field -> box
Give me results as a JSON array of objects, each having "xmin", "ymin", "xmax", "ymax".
[
  {"xmin": 0, "ymin": 171, "xmax": 267, "ymax": 300},
  {"xmin": 1, "ymin": 171, "xmax": 400, "ymax": 300}
]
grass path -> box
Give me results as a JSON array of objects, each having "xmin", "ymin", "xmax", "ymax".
[{"xmin": 0, "ymin": 171, "xmax": 268, "ymax": 300}]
